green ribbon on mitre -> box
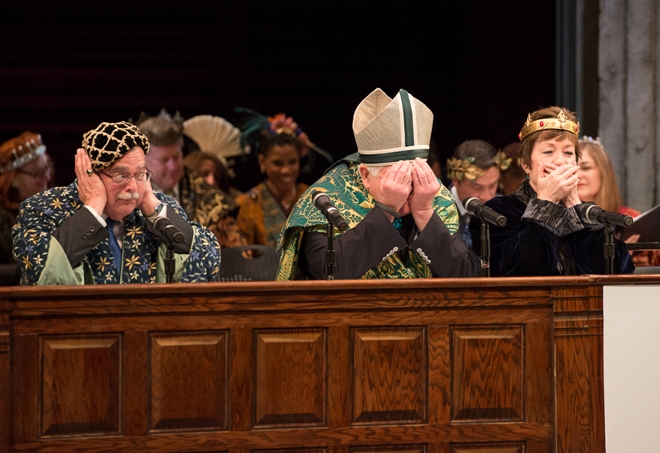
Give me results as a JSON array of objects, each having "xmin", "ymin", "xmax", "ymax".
[{"xmin": 354, "ymin": 89, "xmax": 432, "ymax": 165}]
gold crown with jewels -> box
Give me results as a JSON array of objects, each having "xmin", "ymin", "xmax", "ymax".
[{"xmin": 519, "ymin": 109, "xmax": 580, "ymax": 141}]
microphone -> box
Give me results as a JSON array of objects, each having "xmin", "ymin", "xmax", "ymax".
[
  {"xmin": 312, "ymin": 191, "xmax": 349, "ymax": 231},
  {"xmin": 153, "ymin": 216, "xmax": 184, "ymax": 243},
  {"xmin": 463, "ymin": 197, "xmax": 507, "ymax": 227},
  {"xmin": 581, "ymin": 204, "xmax": 633, "ymax": 227}
]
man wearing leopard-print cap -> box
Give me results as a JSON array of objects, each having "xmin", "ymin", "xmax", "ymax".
[{"xmin": 12, "ymin": 121, "xmax": 221, "ymax": 285}]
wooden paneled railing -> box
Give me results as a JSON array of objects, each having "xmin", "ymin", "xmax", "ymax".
[{"xmin": 1, "ymin": 275, "xmax": 658, "ymax": 453}]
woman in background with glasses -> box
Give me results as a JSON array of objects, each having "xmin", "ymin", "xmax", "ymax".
[{"xmin": 0, "ymin": 132, "xmax": 53, "ymax": 263}]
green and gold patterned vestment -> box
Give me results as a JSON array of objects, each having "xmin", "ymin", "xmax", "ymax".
[{"xmin": 276, "ymin": 159, "xmax": 459, "ymax": 280}]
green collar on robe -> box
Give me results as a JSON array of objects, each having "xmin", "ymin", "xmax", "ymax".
[{"xmin": 276, "ymin": 160, "xmax": 459, "ymax": 280}]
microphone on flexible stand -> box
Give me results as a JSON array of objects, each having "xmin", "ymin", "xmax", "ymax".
[
  {"xmin": 312, "ymin": 191, "xmax": 349, "ymax": 232},
  {"xmin": 462, "ymin": 197, "xmax": 506, "ymax": 277},
  {"xmin": 153, "ymin": 216, "xmax": 184, "ymax": 283},
  {"xmin": 311, "ymin": 191, "xmax": 349, "ymax": 280},
  {"xmin": 153, "ymin": 217, "xmax": 184, "ymax": 243},
  {"xmin": 463, "ymin": 197, "xmax": 507, "ymax": 227},
  {"xmin": 581, "ymin": 204, "xmax": 633, "ymax": 227},
  {"xmin": 581, "ymin": 204, "xmax": 633, "ymax": 275}
]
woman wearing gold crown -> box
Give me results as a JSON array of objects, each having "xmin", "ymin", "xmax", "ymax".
[
  {"xmin": 468, "ymin": 106, "xmax": 634, "ymax": 276},
  {"xmin": 0, "ymin": 132, "xmax": 53, "ymax": 263}
]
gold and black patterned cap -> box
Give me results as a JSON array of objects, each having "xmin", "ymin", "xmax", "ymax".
[{"xmin": 82, "ymin": 121, "xmax": 150, "ymax": 172}]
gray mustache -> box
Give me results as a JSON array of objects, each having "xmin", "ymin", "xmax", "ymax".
[{"xmin": 116, "ymin": 192, "xmax": 140, "ymax": 200}]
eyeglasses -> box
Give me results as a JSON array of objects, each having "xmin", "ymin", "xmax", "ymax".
[
  {"xmin": 16, "ymin": 164, "xmax": 53, "ymax": 179},
  {"xmin": 100, "ymin": 170, "xmax": 152, "ymax": 185}
]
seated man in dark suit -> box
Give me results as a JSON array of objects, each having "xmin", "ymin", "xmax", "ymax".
[
  {"xmin": 277, "ymin": 88, "xmax": 480, "ymax": 280},
  {"xmin": 12, "ymin": 121, "xmax": 221, "ymax": 285}
]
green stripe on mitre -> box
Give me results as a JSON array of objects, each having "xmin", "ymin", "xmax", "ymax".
[
  {"xmin": 359, "ymin": 147, "xmax": 428, "ymax": 164},
  {"xmin": 277, "ymin": 161, "xmax": 459, "ymax": 250},
  {"xmin": 399, "ymin": 89, "xmax": 415, "ymax": 146}
]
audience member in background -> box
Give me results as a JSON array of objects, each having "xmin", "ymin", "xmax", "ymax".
[
  {"xmin": 235, "ymin": 114, "xmax": 310, "ymax": 246},
  {"xmin": 469, "ymin": 107, "xmax": 633, "ymax": 276},
  {"xmin": 137, "ymin": 109, "xmax": 246, "ymax": 248},
  {"xmin": 0, "ymin": 132, "xmax": 53, "ymax": 263},
  {"xmin": 182, "ymin": 114, "xmax": 244, "ymax": 199},
  {"xmin": 578, "ymin": 136, "xmax": 659, "ymax": 266},
  {"xmin": 12, "ymin": 122, "xmax": 220, "ymax": 285},
  {"xmin": 183, "ymin": 151, "xmax": 241, "ymax": 198},
  {"xmin": 277, "ymin": 88, "xmax": 480, "ymax": 280},
  {"xmin": 498, "ymin": 141, "xmax": 527, "ymax": 195},
  {"xmin": 446, "ymin": 139, "xmax": 510, "ymax": 247}
]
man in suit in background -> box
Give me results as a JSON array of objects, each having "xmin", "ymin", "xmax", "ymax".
[{"xmin": 137, "ymin": 109, "xmax": 247, "ymax": 248}]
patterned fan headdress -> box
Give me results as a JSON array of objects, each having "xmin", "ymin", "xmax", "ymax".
[{"xmin": 183, "ymin": 115, "xmax": 247, "ymax": 164}]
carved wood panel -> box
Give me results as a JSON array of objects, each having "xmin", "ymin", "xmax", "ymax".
[
  {"xmin": 350, "ymin": 445, "xmax": 426, "ymax": 453},
  {"xmin": 149, "ymin": 331, "xmax": 228, "ymax": 432},
  {"xmin": 450, "ymin": 442, "xmax": 525, "ymax": 453},
  {"xmin": 253, "ymin": 449, "xmax": 327, "ymax": 453},
  {"xmin": 3, "ymin": 276, "xmax": 619, "ymax": 453},
  {"xmin": 40, "ymin": 334, "xmax": 122, "ymax": 437},
  {"xmin": 352, "ymin": 327, "xmax": 426, "ymax": 424},
  {"xmin": 451, "ymin": 326, "xmax": 524, "ymax": 422},
  {"xmin": 253, "ymin": 329, "xmax": 326, "ymax": 428}
]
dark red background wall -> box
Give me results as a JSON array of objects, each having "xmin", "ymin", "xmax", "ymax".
[{"xmin": 0, "ymin": 1, "xmax": 555, "ymax": 189}]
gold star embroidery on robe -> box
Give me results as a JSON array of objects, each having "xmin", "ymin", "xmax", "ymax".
[
  {"xmin": 96, "ymin": 257, "xmax": 111, "ymax": 272},
  {"xmin": 125, "ymin": 226, "xmax": 142, "ymax": 239},
  {"xmin": 50, "ymin": 198, "xmax": 63, "ymax": 210},
  {"xmin": 21, "ymin": 256, "xmax": 33, "ymax": 269},
  {"xmin": 125, "ymin": 255, "xmax": 140, "ymax": 270}
]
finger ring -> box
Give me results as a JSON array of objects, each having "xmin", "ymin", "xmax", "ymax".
[{"xmin": 86, "ymin": 169, "xmax": 93, "ymax": 177}]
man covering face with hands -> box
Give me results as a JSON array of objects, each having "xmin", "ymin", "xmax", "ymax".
[
  {"xmin": 13, "ymin": 121, "xmax": 220, "ymax": 285},
  {"xmin": 277, "ymin": 88, "xmax": 480, "ymax": 280}
]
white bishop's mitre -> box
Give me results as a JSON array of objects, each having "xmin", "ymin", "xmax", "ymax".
[{"xmin": 353, "ymin": 88, "xmax": 433, "ymax": 166}]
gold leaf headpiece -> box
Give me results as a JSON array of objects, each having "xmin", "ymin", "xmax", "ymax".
[
  {"xmin": 518, "ymin": 110, "xmax": 580, "ymax": 141},
  {"xmin": 493, "ymin": 150, "xmax": 512, "ymax": 171},
  {"xmin": 447, "ymin": 150, "xmax": 512, "ymax": 181},
  {"xmin": 446, "ymin": 157, "xmax": 483, "ymax": 181}
]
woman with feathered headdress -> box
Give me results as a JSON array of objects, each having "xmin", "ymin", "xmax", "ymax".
[{"xmin": 235, "ymin": 112, "xmax": 319, "ymax": 246}]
